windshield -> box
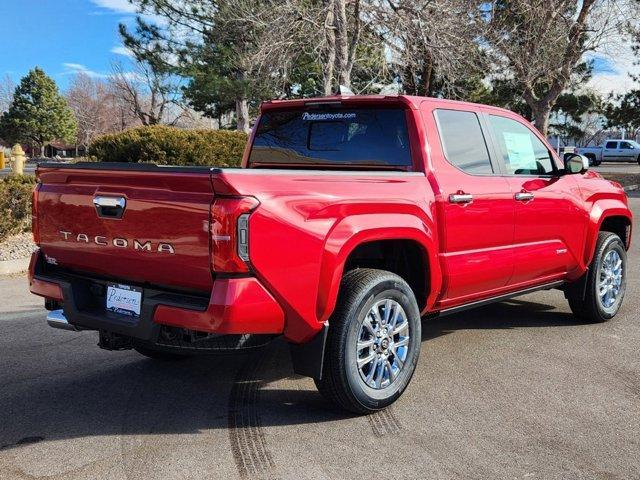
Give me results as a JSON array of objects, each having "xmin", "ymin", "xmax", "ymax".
[{"xmin": 248, "ymin": 108, "xmax": 413, "ymax": 169}]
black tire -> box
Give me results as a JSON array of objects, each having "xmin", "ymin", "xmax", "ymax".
[
  {"xmin": 314, "ymin": 269, "xmax": 421, "ymax": 414},
  {"xmin": 133, "ymin": 344, "xmax": 192, "ymax": 361},
  {"xmin": 637, "ymin": 154, "xmax": 640, "ymax": 165},
  {"xmin": 567, "ymin": 231, "xmax": 627, "ymax": 322}
]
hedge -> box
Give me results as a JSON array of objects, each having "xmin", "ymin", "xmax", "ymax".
[
  {"xmin": 0, "ymin": 174, "xmax": 36, "ymax": 242},
  {"xmin": 89, "ymin": 125, "xmax": 248, "ymax": 167}
]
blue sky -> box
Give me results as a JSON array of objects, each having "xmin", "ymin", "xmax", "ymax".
[
  {"xmin": 0, "ymin": 0, "xmax": 136, "ymax": 88},
  {"xmin": 0, "ymin": 0, "xmax": 636, "ymax": 96}
]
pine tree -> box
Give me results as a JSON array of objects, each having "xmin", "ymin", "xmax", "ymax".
[{"xmin": 0, "ymin": 67, "xmax": 77, "ymax": 156}]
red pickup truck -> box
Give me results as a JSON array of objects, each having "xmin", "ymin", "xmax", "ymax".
[{"xmin": 28, "ymin": 95, "xmax": 632, "ymax": 414}]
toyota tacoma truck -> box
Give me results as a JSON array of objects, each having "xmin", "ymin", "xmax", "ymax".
[{"xmin": 28, "ymin": 95, "xmax": 633, "ymax": 414}]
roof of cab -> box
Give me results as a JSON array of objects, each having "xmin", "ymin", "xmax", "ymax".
[{"xmin": 259, "ymin": 94, "xmax": 515, "ymax": 116}]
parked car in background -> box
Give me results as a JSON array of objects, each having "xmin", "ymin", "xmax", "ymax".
[
  {"xmin": 576, "ymin": 140, "xmax": 640, "ymax": 166},
  {"xmin": 28, "ymin": 95, "xmax": 633, "ymax": 414}
]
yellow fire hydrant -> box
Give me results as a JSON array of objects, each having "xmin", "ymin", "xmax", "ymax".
[
  {"xmin": 0, "ymin": 151, "xmax": 5, "ymax": 169},
  {"xmin": 10, "ymin": 144, "xmax": 25, "ymax": 175}
]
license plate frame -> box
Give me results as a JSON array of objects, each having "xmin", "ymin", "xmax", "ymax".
[{"xmin": 106, "ymin": 283, "xmax": 143, "ymax": 318}]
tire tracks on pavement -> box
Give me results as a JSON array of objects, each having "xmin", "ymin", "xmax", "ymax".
[
  {"xmin": 227, "ymin": 347, "xmax": 276, "ymax": 479},
  {"xmin": 368, "ymin": 406, "xmax": 402, "ymax": 436}
]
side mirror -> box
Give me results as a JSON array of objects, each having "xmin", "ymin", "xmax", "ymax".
[{"xmin": 564, "ymin": 153, "xmax": 589, "ymax": 175}]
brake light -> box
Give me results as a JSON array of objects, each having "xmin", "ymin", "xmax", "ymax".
[
  {"xmin": 31, "ymin": 182, "xmax": 41, "ymax": 245},
  {"xmin": 210, "ymin": 196, "xmax": 259, "ymax": 272}
]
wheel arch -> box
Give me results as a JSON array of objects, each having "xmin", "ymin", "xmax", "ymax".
[
  {"xmin": 316, "ymin": 214, "xmax": 441, "ymax": 325},
  {"xmin": 584, "ymin": 204, "xmax": 632, "ymax": 267}
]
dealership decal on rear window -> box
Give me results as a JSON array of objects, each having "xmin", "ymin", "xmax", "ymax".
[{"xmin": 302, "ymin": 112, "xmax": 357, "ymax": 121}]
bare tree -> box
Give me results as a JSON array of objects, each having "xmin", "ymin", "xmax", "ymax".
[
  {"xmin": 0, "ymin": 75, "xmax": 15, "ymax": 114},
  {"xmin": 328, "ymin": 0, "xmax": 362, "ymax": 91},
  {"xmin": 109, "ymin": 60, "xmax": 186, "ymax": 126},
  {"xmin": 369, "ymin": 0, "xmax": 487, "ymax": 97},
  {"xmin": 229, "ymin": 0, "xmax": 487, "ymax": 98},
  {"xmin": 66, "ymin": 73, "xmax": 139, "ymax": 151},
  {"xmin": 485, "ymin": 0, "xmax": 630, "ymax": 135},
  {"xmin": 226, "ymin": 0, "xmax": 364, "ymax": 95}
]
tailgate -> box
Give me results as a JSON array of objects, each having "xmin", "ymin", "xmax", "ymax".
[{"xmin": 35, "ymin": 164, "xmax": 214, "ymax": 292}]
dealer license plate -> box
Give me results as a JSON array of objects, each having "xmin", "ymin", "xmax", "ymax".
[{"xmin": 106, "ymin": 284, "xmax": 142, "ymax": 317}]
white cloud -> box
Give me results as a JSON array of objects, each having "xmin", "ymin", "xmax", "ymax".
[
  {"xmin": 589, "ymin": 69, "xmax": 640, "ymax": 97},
  {"xmin": 90, "ymin": 0, "xmax": 137, "ymax": 14},
  {"xmin": 111, "ymin": 45, "xmax": 134, "ymax": 58},
  {"xmin": 90, "ymin": 0, "xmax": 168, "ymax": 28},
  {"xmin": 62, "ymin": 62, "xmax": 142, "ymax": 82},
  {"xmin": 61, "ymin": 63, "xmax": 108, "ymax": 79},
  {"xmin": 586, "ymin": 45, "xmax": 640, "ymax": 97}
]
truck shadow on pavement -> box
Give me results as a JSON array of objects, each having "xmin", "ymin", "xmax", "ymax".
[
  {"xmin": 421, "ymin": 298, "xmax": 584, "ymax": 342},
  {"xmin": 0, "ymin": 297, "xmax": 594, "ymax": 458}
]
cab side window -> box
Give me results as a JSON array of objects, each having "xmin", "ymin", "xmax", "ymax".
[
  {"xmin": 620, "ymin": 141, "xmax": 634, "ymax": 149},
  {"xmin": 605, "ymin": 141, "xmax": 618, "ymax": 149},
  {"xmin": 488, "ymin": 115, "xmax": 556, "ymax": 176},
  {"xmin": 435, "ymin": 109, "xmax": 493, "ymax": 175}
]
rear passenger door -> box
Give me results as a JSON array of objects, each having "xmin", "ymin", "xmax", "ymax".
[
  {"xmin": 425, "ymin": 106, "xmax": 514, "ymax": 306},
  {"xmin": 619, "ymin": 141, "xmax": 637, "ymax": 162},
  {"xmin": 603, "ymin": 141, "xmax": 620, "ymax": 162},
  {"xmin": 484, "ymin": 113, "xmax": 586, "ymax": 286}
]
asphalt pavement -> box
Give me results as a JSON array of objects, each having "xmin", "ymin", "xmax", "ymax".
[
  {"xmin": 0, "ymin": 166, "xmax": 37, "ymax": 178},
  {"xmin": 592, "ymin": 162, "xmax": 640, "ymax": 175},
  {"xmin": 0, "ymin": 198, "xmax": 639, "ymax": 480}
]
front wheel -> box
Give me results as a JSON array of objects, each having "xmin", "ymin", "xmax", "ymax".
[
  {"xmin": 567, "ymin": 231, "xmax": 627, "ymax": 322},
  {"xmin": 315, "ymin": 269, "xmax": 421, "ymax": 414}
]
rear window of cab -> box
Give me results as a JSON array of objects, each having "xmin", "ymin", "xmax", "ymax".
[{"xmin": 248, "ymin": 108, "xmax": 413, "ymax": 168}]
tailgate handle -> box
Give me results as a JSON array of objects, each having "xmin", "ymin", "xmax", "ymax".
[{"xmin": 93, "ymin": 196, "xmax": 126, "ymax": 219}]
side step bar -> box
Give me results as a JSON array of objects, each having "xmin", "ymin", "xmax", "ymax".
[
  {"xmin": 46, "ymin": 309, "xmax": 80, "ymax": 331},
  {"xmin": 438, "ymin": 280, "xmax": 565, "ymax": 317}
]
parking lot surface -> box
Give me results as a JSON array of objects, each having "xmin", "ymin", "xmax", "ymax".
[
  {"xmin": 0, "ymin": 196, "xmax": 639, "ymax": 480},
  {"xmin": 0, "ymin": 166, "xmax": 37, "ymax": 178},
  {"xmin": 592, "ymin": 162, "xmax": 640, "ymax": 175}
]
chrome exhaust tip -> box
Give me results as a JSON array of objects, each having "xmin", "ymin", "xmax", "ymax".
[{"xmin": 46, "ymin": 309, "xmax": 79, "ymax": 331}]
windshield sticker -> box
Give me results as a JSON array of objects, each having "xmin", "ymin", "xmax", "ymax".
[{"xmin": 302, "ymin": 112, "xmax": 357, "ymax": 121}]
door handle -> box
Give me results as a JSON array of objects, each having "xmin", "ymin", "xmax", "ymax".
[
  {"xmin": 93, "ymin": 196, "xmax": 126, "ymax": 209},
  {"xmin": 449, "ymin": 193, "xmax": 474, "ymax": 204},
  {"xmin": 514, "ymin": 192, "xmax": 534, "ymax": 202},
  {"xmin": 93, "ymin": 196, "xmax": 126, "ymax": 219}
]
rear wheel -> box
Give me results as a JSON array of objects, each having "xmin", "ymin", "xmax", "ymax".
[
  {"xmin": 567, "ymin": 232, "xmax": 627, "ymax": 322},
  {"xmin": 637, "ymin": 154, "xmax": 640, "ymax": 165},
  {"xmin": 315, "ymin": 269, "xmax": 421, "ymax": 414}
]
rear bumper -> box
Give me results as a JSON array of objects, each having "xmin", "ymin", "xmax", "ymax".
[{"xmin": 28, "ymin": 249, "xmax": 285, "ymax": 341}]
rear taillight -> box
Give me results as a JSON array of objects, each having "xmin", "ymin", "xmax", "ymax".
[
  {"xmin": 210, "ymin": 196, "xmax": 259, "ymax": 272},
  {"xmin": 31, "ymin": 182, "xmax": 41, "ymax": 245}
]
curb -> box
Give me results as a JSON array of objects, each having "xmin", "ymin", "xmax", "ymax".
[
  {"xmin": 623, "ymin": 184, "xmax": 638, "ymax": 192},
  {"xmin": 0, "ymin": 257, "xmax": 30, "ymax": 275}
]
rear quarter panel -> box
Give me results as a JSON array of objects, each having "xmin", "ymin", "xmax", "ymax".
[{"xmin": 213, "ymin": 170, "xmax": 439, "ymax": 343}]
